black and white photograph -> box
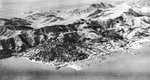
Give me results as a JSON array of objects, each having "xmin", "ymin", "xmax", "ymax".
[{"xmin": 0, "ymin": 0, "xmax": 150, "ymax": 80}]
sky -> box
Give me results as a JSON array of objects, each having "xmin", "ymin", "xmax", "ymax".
[
  {"xmin": 0, "ymin": 0, "xmax": 102, "ymax": 18},
  {"xmin": 0, "ymin": 0, "xmax": 100, "ymax": 10},
  {"xmin": 0, "ymin": 0, "xmax": 134, "ymax": 18}
]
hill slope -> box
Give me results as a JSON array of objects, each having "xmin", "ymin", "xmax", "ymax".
[{"xmin": 1, "ymin": 2, "xmax": 150, "ymax": 70}]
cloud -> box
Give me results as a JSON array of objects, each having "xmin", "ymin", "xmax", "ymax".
[
  {"xmin": 80, "ymin": 0, "xmax": 99, "ymax": 4},
  {"xmin": 8, "ymin": 0, "xmax": 41, "ymax": 2},
  {"xmin": 0, "ymin": 0, "xmax": 2, "ymax": 9}
]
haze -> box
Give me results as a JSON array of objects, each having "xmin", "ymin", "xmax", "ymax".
[{"xmin": 0, "ymin": 0, "xmax": 100, "ymax": 18}]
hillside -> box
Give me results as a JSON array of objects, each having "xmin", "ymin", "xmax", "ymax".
[{"xmin": 1, "ymin": 2, "xmax": 150, "ymax": 70}]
